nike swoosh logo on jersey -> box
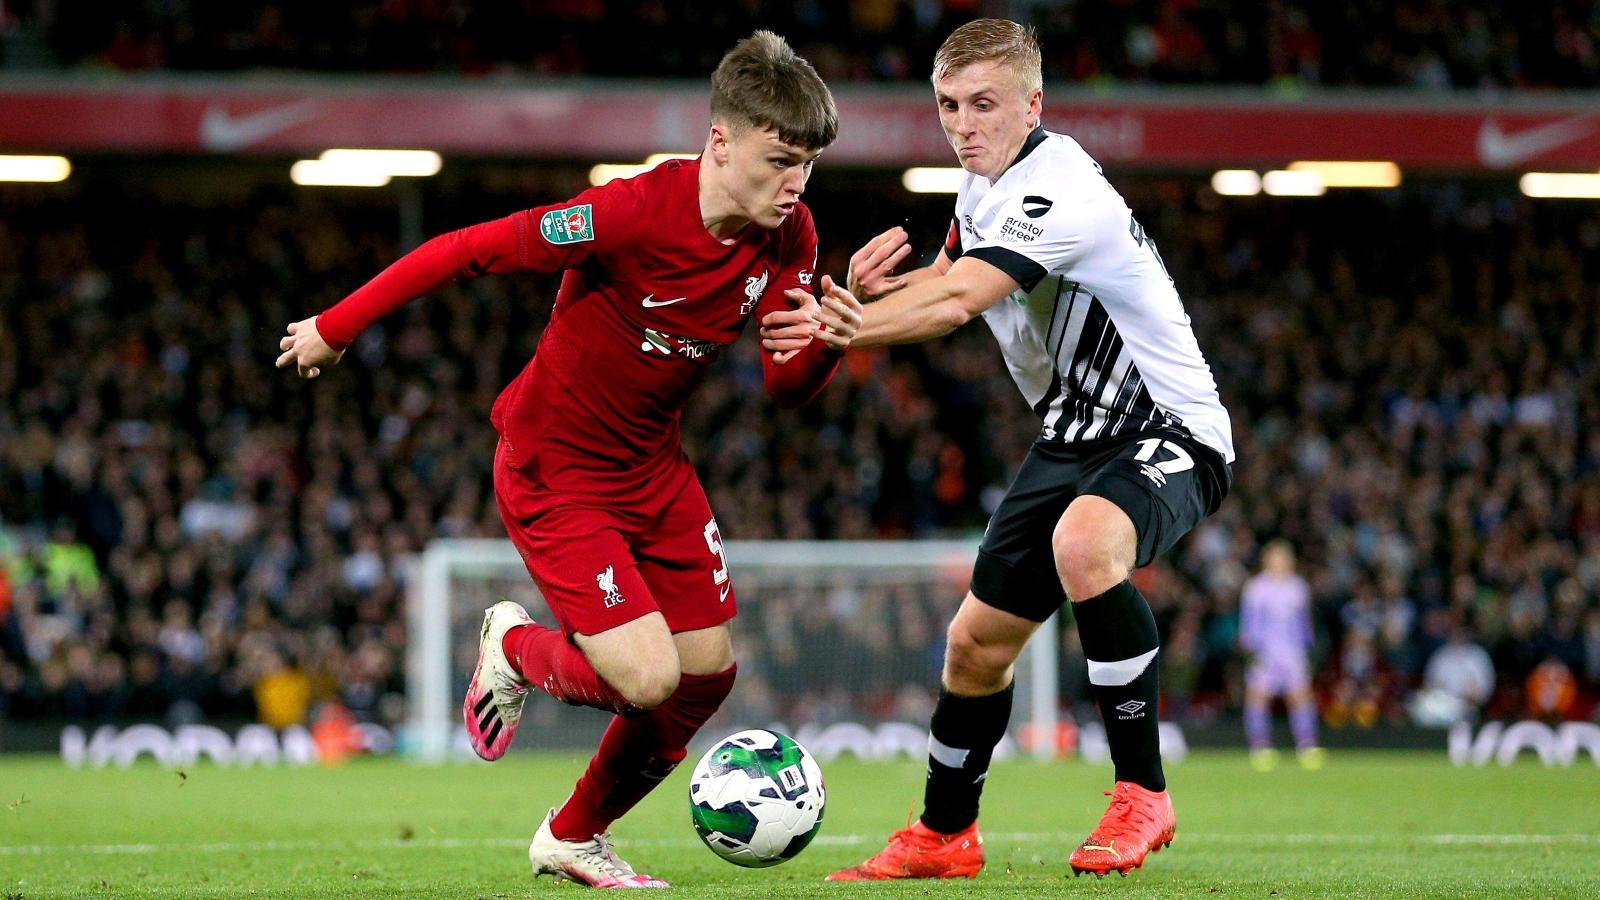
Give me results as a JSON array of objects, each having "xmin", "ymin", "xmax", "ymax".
[
  {"xmin": 641, "ymin": 294, "xmax": 688, "ymax": 308},
  {"xmin": 199, "ymin": 100, "xmax": 324, "ymax": 151},
  {"xmin": 1476, "ymin": 116, "xmax": 1594, "ymax": 168}
]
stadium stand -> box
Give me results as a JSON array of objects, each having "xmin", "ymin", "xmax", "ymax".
[
  {"xmin": 4, "ymin": 2, "xmax": 1598, "ymax": 90},
  {"xmin": 3, "ymin": 171, "xmax": 1597, "ymax": 731}
]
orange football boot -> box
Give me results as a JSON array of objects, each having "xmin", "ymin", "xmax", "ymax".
[
  {"xmin": 1069, "ymin": 781, "xmax": 1176, "ymax": 877},
  {"xmin": 826, "ymin": 819, "xmax": 984, "ymax": 881}
]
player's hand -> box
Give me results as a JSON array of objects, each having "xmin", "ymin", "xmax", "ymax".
[
  {"xmin": 814, "ymin": 275, "xmax": 863, "ymax": 352},
  {"xmin": 759, "ymin": 289, "xmax": 821, "ymax": 364},
  {"xmin": 847, "ymin": 226, "xmax": 914, "ymax": 300},
  {"xmin": 275, "ymin": 316, "xmax": 343, "ymax": 379}
]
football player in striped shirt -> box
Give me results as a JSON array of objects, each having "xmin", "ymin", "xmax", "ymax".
[{"xmin": 809, "ymin": 18, "xmax": 1234, "ymax": 881}]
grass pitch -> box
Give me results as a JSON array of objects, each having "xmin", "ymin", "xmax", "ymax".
[{"xmin": 2, "ymin": 749, "xmax": 1596, "ymax": 898}]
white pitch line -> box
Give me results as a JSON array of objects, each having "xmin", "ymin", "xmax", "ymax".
[
  {"xmin": 0, "ymin": 838, "xmax": 529, "ymax": 856},
  {"xmin": 1423, "ymin": 834, "xmax": 1600, "ymax": 845},
  {"xmin": 1, "ymin": 833, "xmax": 1594, "ymax": 856}
]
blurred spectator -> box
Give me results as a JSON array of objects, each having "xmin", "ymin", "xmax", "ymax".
[
  {"xmin": 309, "ymin": 702, "xmax": 363, "ymax": 765},
  {"xmin": 1525, "ymin": 658, "xmax": 1578, "ymax": 721},
  {"xmin": 252, "ymin": 649, "xmax": 312, "ymax": 729},
  {"xmin": 42, "ymin": 520, "xmax": 98, "ymax": 601},
  {"xmin": 1585, "ymin": 609, "xmax": 1600, "ymax": 685},
  {"xmin": 1413, "ymin": 624, "xmax": 1496, "ymax": 726}
]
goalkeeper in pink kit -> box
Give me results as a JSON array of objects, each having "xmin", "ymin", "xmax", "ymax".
[{"xmin": 274, "ymin": 32, "xmax": 862, "ymax": 888}]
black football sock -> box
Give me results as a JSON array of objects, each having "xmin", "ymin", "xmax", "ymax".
[
  {"xmin": 1071, "ymin": 579, "xmax": 1164, "ymax": 792},
  {"xmin": 919, "ymin": 681, "xmax": 1014, "ymax": 834}
]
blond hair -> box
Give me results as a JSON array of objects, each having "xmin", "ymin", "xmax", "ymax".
[
  {"xmin": 710, "ymin": 31, "xmax": 838, "ymax": 150},
  {"xmin": 932, "ymin": 18, "xmax": 1043, "ymax": 96}
]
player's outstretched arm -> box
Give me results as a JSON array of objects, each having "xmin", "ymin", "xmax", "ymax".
[
  {"xmin": 272, "ymin": 216, "xmax": 533, "ymax": 379},
  {"xmin": 301, "ymin": 214, "xmax": 537, "ymax": 361},
  {"xmin": 275, "ymin": 316, "xmax": 344, "ymax": 379},
  {"xmin": 758, "ymin": 276, "xmax": 862, "ymax": 408},
  {"xmin": 758, "ymin": 276, "xmax": 863, "ymax": 361},
  {"xmin": 847, "ymin": 226, "xmax": 948, "ymax": 301},
  {"xmin": 278, "ymin": 189, "xmax": 622, "ymax": 377},
  {"xmin": 813, "ymin": 275, "xmax": 864, "ymax": 351},
  {"xmin": 758, "ymin": 289, "xmax": 822, "ymax": 365},
  {"xmin": 851, "ymin": 256, "xmax": 1017, "ymax": 347}
]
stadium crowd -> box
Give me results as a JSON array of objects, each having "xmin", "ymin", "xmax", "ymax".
[
  {"xmin": 3, "ymin": 1, "xmax": 1598, "ymax": 90},
  {"xmin": 2, "ymin": 168, "xmax": 1599, "ymax": 739}
]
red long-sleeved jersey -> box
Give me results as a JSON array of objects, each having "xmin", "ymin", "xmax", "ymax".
[{"xmin": 316, "ymin": 158, "xmax": 840, "ymax": 493}]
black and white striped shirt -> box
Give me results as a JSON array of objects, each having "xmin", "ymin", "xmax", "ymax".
[{"xmin": 947, "ymin": 128, "xmax": 1234, "ymax": 462}]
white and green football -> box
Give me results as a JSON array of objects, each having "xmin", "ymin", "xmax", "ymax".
[{"xmin": 688, "ymin": 729, "xmax": 825, "ymax": 867}]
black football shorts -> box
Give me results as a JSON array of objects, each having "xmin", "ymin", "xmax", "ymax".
[{"xmin": 970, "ymin": 429, "xmax": 1231, "ymax": 622}]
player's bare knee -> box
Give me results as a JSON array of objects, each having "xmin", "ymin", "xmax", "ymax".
[
  {"xmin": 943, "ymin": 660, "xmax": 1011, "ymax": 696},
  {"xmin": 1053, "ymin": 512, "xmax": 1132, "ymax": 601},
  {"xmin": 1053, "ymin": 535, "xmax": 1122, "ymax": 600},
  {"xmin": 620, "ymin": 665, "xmax": 680, "ymax": 710},
  {"xmin": 943, "ymin": 622, "xmax": 1011, "ymax": 694}
]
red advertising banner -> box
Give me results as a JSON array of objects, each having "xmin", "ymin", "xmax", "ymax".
[{"xmin": 2, "ymin": 78, "xmax": 1598, "ymax": 171}]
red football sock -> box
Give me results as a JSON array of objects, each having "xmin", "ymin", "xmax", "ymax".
[
  {"xmin": 550, "ymin": 664, "xmax": 737, "ymax": 841},
  {"xmin": 502, "ymin": 623, "xmax": 634, "ymax": 714}
]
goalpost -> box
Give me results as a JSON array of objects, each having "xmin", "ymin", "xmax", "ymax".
[{"xmin": 406, "ymin": 539, "xmax": 1060, "ymax": 764}]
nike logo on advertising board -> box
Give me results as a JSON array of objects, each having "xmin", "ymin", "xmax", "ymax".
[
  {"xmin": 199, "ymin": 100, "xmax": 324, "ymax": 151},
  {"xmin": 641, "ymin": 294, "xmax": 688, "ymax": 308},
  {"xmin": 1476, "ymin": 117, "xmax": 1594, "ymax": 168}
]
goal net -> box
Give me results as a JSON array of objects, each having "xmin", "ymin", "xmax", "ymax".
[{"xmin": 405, "ymin": 539, "xmax": 1061, "ymax": 764}]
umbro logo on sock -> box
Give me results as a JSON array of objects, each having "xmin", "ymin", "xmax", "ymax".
[{"xmin": 1115, "ymin": 700, "xmax": 1146, "ymax": 716}]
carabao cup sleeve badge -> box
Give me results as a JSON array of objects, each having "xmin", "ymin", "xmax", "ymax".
[{"xmin": 540, "ymin": 203, "xmax": 595, "ymax": 244}]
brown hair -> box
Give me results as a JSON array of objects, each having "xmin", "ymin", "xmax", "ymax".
[
  {"xmin": 933, "ymin": 18, "xmax": 1043, "ymax": 95},
  {"xmin": 710, "ymin": 31, "xmax": 838, "ymax": 151}
]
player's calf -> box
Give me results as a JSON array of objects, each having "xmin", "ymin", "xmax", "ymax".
[
  {"xmin": 550, "ymin": 665, "xmax": 736, "ymax": 841},
  {"xmin": 501, "ymin": 620, "xmax": 639, "ymax": 714}
]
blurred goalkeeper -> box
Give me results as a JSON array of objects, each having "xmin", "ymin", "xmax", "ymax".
[
  {"xmin": 276, "ymin": 32, "xmax": 859, "ymax": 889},
  {"xmin": 1239, "ymin": 540, "xmax": 1324, "ymax": 771},
  {"xmin": 809, "ymin": 19, "xmax": 1234, "ymax": 882}
]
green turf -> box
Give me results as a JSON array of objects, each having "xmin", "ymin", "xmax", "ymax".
[{"xmin": 2, "ymin": 750, "xmax": 1596, "ymax": 898}]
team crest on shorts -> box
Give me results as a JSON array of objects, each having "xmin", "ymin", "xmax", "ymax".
[{"xmin": 596, "ymin": 565, "xmax": 625, "ymax": 608}]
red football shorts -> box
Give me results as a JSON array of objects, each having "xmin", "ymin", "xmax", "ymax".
[{"xmin": 492, "ymin": 439, "xmax": 737, "ymax": 637}]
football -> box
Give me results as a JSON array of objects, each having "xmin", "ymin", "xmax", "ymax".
[{"xmin": 687, "ymin": 729, "xmax": 826, "ymax": 867}]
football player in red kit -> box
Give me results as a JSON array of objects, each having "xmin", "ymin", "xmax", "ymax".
[{"xmin": 274, "ymin": 32, "xmax": 861, "ymax": 888}]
